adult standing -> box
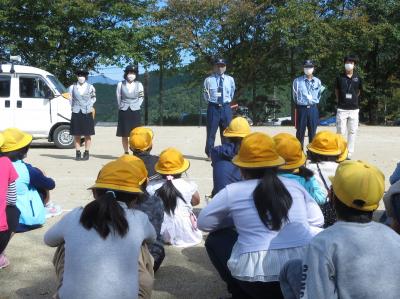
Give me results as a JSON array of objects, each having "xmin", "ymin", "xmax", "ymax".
[
  {"xmin": 335, "ymin": 55, "xmax": 362, "ymax": 159},
  {"xmin": 293, "ymin": 60, "xmax": 322, "ymax": 148},
  {"xmin": 68, "ymin": 69, "xmax": 96, "ymax": 161},
  {"xmin": 204, "ymin": 58, "xmax": 235, "ymax": 160},
  {"xmin": 116, "ymin": 65, "xmax": 144, "ymax": 154}
]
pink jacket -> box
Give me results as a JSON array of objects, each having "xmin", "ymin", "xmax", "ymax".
[{"xmin": 0, "ymin": 157, "xmax": 18, "ymax": 231}]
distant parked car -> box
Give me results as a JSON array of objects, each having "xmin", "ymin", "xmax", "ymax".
[
  {"xmin": 262, "ymin": 116, "xmax": 291, "ymax": 126},
  {"xmin": 320, "ymin": 116, "xmax": 336, "ymax": 126}
]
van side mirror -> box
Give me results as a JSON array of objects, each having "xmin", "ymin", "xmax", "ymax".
[{"xmin": 45, "ymin": 89, "xmax": 55, "ymax": 99}]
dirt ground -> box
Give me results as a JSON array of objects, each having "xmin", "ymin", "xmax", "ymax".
[{"xmin": 0, "ymin": 125, "xmax": 398, "ymax": 299}]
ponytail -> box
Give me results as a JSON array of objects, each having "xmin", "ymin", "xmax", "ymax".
[
  {"xmin": 296, "ymin": 166, "xmax": 314, "ymax": 181},
  {"xmin": 80, "ymin": 190, "xmax": 134, "ymax": 239},
  {"xmin": 156, "ymin": 177, "xmax": 184, "ymax": 215},
  {"xmin": 252, "ymin": 168, "xmax": 293, "ymax": 230}
]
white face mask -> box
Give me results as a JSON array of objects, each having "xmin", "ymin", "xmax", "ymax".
[
  {"xmin": 77, "ymin": 76, "xmax": 86, "ymax": 84},
  {"xmin": 304, "ymin": 68, "xmax": 314, "ymax": 76},
  {"xmin": 345, "ymin": 63, "xmax": 354, "ymax": 71},
  {"xmin": 127, "ymin": 74, "xmax": 136, "ymax": 82}
]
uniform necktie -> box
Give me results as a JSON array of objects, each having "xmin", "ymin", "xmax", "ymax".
[{"xmin": 218, "ymin": 76, "xmax": 224, "ymax": 104}]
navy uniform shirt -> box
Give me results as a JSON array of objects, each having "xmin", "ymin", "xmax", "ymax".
[{"xmin": 335, "ymin": 73, "xmax": 362, "ymax": 110}]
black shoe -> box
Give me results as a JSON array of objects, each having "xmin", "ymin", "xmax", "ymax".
[
  {"xmin": 82, "ymin": 150, "xmax": 89, "ymax": 161},
  {"xmin": 124, "ymin": 151, "xmax": 129, "ymax": 155},
  {"xmin": 75, "ymin": 151, "xmax": 81, "ymax": 161}
]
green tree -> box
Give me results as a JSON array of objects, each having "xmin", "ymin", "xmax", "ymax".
[{"xmin": 0, "ymin": 0, "xmax": 154, "ymax": 83}]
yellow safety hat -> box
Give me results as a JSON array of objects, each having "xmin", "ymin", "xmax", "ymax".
[
  {"xmin": 0, "ymin": 128, "xmax": 33, "ymax": 153},
  {"xmin": 0, "ymin": 133, "xmax": 4, "ymax": 148},
  {"xmin": 273, "ymin": 133, "xmax": 306, "ymax": 170},
  {"xmin": 155, "ymin": 147, "xmax": 190, "ymax": 175},
  {"xmin": 329, "ymin": 160, "xmax": 385, "ymax": 212},
  {"xmin": 232, "ymin": 132, "xmax": 285, "ymax": 168},
  {"xmin": 90, "ymin": 156, "xmax": 148, "ymax": 193},
  {"xmin": 223, "ymin": 117, "xmax": 251, "ymax": 138},
  {"xmin": 307, "ymin": 131, "xmax": 341, "ymax": 156},
  {"xmin": 336, "ymin": 134, "xmax": 349, "ymax": 162},
  {"xmin": 129, "ymin": 127, "xmax": 154, "ymax": 151}
]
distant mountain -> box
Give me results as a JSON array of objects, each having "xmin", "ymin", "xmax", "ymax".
[{"xmin": 88, "ymin": 75, "xmax": 118, "ymax": 85}]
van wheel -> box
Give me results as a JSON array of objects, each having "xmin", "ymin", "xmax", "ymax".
[{"xmin": 53, "ymin": 125, "xmax": 74, "ymax": 149}]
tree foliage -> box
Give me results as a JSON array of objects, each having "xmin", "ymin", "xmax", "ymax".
[{"xmin": 1, "ymin": 0, "xmax": 400, "ymax": 124}]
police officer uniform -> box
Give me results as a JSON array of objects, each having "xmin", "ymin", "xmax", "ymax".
[
  {"xmin": 203, "ymin": 58, "xmax": 235, "ymax": 158},
  {"xmin": 292, "ymin": 60, "xmax": 322, "ymax": 147}
]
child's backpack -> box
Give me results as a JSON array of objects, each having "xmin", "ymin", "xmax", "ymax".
[
  {"xmin": 16, "ymin": 189, "xmax": 46, "ymax": 226},
  {"xmin": 12, "ymin": 160, "xmax": 46, "ymax": 227},
  {"xmin": 316, "ymin": 163, "xmax": 337, "ymax": 228}
]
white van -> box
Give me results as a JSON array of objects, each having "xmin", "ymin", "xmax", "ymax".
[{"xmin": 0, "ymin": 62, "xmax": 74, "ymax": 148}]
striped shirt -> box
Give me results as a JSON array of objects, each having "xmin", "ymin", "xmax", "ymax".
[{"xmin": 6, "ymin": 181, "xmax": 17, "ymax": 206}]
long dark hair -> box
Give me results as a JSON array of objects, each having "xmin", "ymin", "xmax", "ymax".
[
  {"xmin": 296, "ymin": 166, "xmax": 314, "ymax": 180},
  {"xmin": 155, "ymin": 174, "xmax": 183, "ymax": 215},
  {"xmin": 80, "ymin": 188, "xmax": 144, "ymax": 239},
  {"xmin": 279, "ymin": 166, "xmax": 314, "ymax": 181},
  {"xmin": 242, "ymin": 167, "xmax": 293, "ymax": 230}
]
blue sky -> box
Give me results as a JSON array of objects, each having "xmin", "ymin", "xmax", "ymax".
[{"xmin": 93, "ymin": 50, "xmax": 195, "ymax": 80}]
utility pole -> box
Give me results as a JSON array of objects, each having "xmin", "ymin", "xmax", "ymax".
[{"xmin": 144, "ymin": 66, "xmax": 149, "ymax": 125}]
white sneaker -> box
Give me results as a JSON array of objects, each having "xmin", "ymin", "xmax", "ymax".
[{"xmin": 45, "ymin": 201, "xmax": 63, "ymax": 218}]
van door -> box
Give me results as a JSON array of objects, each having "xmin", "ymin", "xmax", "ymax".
[
  {"xmin": 15, "ymin": 75, "xmax": 53, "ymax": 135},
  {"xmin": 0, "ymin": 74, "xmax": 14, "ymax": 130}
]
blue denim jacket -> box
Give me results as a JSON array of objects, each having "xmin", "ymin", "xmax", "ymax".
[
  {"xmin": 293, "ymin": 75, "xmax": 322, "ymax": 105},
  {"xmin": 203, "ymin": 73, "xmax": 235, "ymax": 104}
]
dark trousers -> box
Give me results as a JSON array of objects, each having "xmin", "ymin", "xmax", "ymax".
[
  {"xmin": 296, "ymin": 105, "xmax": 319, "ymax": 148},
  {"xmin": 0, "ymin": 206, "xmax": 20, "ymax": 253},
  {"xmin": 205, "ymin": 228, "xmax": 284, "ymax": 299},
  {"xmin": 205, "ymin": 103, "xmax": 232, "ymax": 156}
]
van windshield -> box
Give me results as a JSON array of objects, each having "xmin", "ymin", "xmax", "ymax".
[{"xmin": 47, "ymin": 75, "xmax": 67, "ymax": 94}]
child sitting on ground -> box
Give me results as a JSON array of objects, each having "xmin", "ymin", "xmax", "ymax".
[
  {"xmin": 0, "ymin": 133, "xmax": 19, "ymax": 269},
  {"xmin": 119, "ymin": 154, "xmax": 165, "ymax": 272},
  {"xmin": 274, "ymin": 133, "xmax": 327, "ymax": 205},
  {"xmin": 210, "ymin": 117, "xmax": 250, "ymax": 197},
  {"xmin": 0, "ymin": 128, "xmax": 60, "ymax": 232},
  {"xmin": 198, "ymin": 132, "xmax": 324, "ymax": 299},
  {"xmin": 147, "ymin": 148, "xmax": 202, "ymax": 247},
  {"xmin": 306, "ymin": 131, "xmax": 342, "ymax": 227},
  {"xmin": 44, "ymin": 157, "xmax": 156, "ymax": 299},
  {"xmin": 129, "ymin": 127, "xmax": 160, "ymax": 181},
  {"xmin": 280, "ymin": 160, "xmax": 400, "ymax": 299}
]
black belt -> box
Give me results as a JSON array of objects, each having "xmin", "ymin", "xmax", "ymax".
[
  {"xmin": 209, "ymin": 102, "xmax": 230, "ymax": 107},
  {"xmin": 297, "ymin": 104, "xmax": 316, "ymax": 109}
]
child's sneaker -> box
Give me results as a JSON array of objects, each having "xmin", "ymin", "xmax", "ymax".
[
  {"xmin": 45, "ymin": 201, "xmax": 63, "ymax": 218},
  {"xmin": 0, "ymin": 253, "xmax": 10, "ymax": 269}
]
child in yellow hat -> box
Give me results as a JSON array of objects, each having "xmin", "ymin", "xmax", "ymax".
[
  {"xmin": 280, "ymin": 160, "xmax": 400, "ymax": 299},
  {"xmin": 0, "ymin": 133, "xmax": 20, "ymax": 269},
  {"xmin": 274, "ymin": 133, "xmax": 327, "ymax": 205},
  {"xmin": 210, "ymin": 117, "xmax": 251, "ymax": 196},
  {"xmin": 198, "ymin": 132, "xmax": 323, "ymax": 299},
  {"xmin": 306, "ymin": 131, "xmax": 343, "ymax": 226},
  {"xmin": 129, "ymin": 127, "xmax": 160, "ymax": 181},
  {"xmin": 120, "ymin": 155, "xmax": 165, "ymax": 272},
  {"xmin": 0, "ymin": 128, "xmax": 60, "ymax": 232},
  {"xmin": 44, "ymin": 157, "xmax": 156, "ymax": 299},
  {"xmin": 147, "ymin": 148, "xmax": 202, "ymax": 247}
]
